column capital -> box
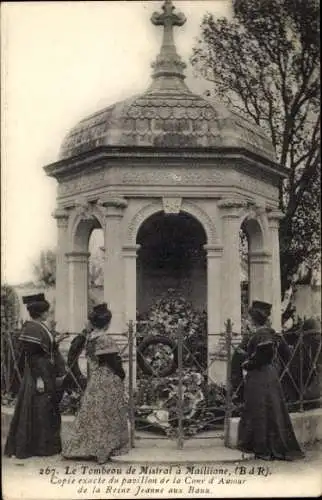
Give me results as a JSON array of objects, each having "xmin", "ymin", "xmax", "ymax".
[
  {"xmin": 249, "ymin": 250, "xmax": 272, "ymax": 263},
  {"xmin": 123, "ymin": 244, "xmax": 141, "ymax": 258},
  {"xmin": 218, "ymin": 198, "xmax": 246, "ymax": 209},
  {"xmin": 66, "ymin": 251, "xmax": 90, "ymax": 263},
  {"xmin": 267, "ymin": 209, "xmax": 284, "ymax": 227},
  {"xmin": 69, "ymin": 198, "xmax": 96, "ymax": 221},
  {"xmin": 218, "ymin": 198, "xmax": 246, "ymax": 218},
  {"xmin": 52, "ymin": 207, "xmax": 69, "ymax": 227},
  {"xmin": 204, "ymin": 244, "xmax": 223, "ymax": 258},
  {"xmin": 98, "ymin": 194, "xmax": 128, "ymax": 218}
]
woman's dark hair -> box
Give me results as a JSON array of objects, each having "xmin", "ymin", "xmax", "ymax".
[{"xmin": 89, "ymin": 310, "xmax": 112, "ymax": 330}]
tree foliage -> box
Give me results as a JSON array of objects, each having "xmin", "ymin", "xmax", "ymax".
[
  {"xmin": 1, "ymin": 285, "xmax": 21, "ymax": 394},
  {"xmin": 32, "ymin": 249, "xmax": 104, "ymax": 288},
  {"xmin": 33, "ymin": 249, "xmax": 57, "ymax": 287},
  {"xmin": 191, "ymin": 0, "xmax": 320, "ymax": 294}
]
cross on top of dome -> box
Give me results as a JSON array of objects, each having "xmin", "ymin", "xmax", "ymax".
[
  {"xmin": 56, "ymin": 0, "xmax": 276, "ymax": 160},
  {"xmin": 150, "ymin": 0, "xmax": 187, "ymax": 83}
]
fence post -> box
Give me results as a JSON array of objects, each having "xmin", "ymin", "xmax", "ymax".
[
  {"xmin": 177, "ymin": 323, "xmax": 184, "ymax": 450},
  {"xmin": 224, "ymin": 318, "xmax": 233, "ymax": 447},
  {"xmin": 128, "ymin": 320, "xmax": 135, "ymax": 448}
]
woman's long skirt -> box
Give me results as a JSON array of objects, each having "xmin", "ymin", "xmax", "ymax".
[
  {"xmin": 62, "ymin": 366, "xmax": 129, "ymax": 463},
  {"xmin": 4, "ymin": 367, "xmax": 61, "ymax": 458},
  {"xmin": 238, "ymin": 364, "xmax": 305, "ymax": 460}
]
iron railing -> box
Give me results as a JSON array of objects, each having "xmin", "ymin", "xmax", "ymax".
[{"xmin": 2, "ymin": 318, "xmax": 321, "ymax": 450}]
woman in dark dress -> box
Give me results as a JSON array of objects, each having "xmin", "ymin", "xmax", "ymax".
[
  {"xmin": 62, "ymin": 303, "xmax": 129, "ymax": 464},
  {"xmin": 4, "ymin": 293, "xmax": 66, "ymax": 458},
  {"xmin": 237, "ymin": 300, "xmax": 305, "ymax": 461}
]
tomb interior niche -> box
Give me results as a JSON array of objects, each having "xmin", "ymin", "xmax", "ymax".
[{"xmin": 136, "ymin": 212, "xmax": 207, "ymax": 314}]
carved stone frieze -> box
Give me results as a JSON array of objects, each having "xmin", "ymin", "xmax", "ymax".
[
  {"xmin": 122, "ymin": 168, "xmax": 226, "ymax": 186},
  {"xmin": 58, "ymin": 170, "xmax": 109, "ymax": 197},
  {"xmin": 57, "ymin": 166, "xmax": 278, "ymax": 202},
  {"xmin": 237, "ymin": 174, "xmax": 278, "ymax": 200}
]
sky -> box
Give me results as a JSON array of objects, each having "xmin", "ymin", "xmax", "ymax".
[{"xmin": 1, "ymin": 0, "xmax": 232, "ymax": 285}]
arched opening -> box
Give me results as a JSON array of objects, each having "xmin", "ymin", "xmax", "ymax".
[
  {"xmin": 136, "ymin": 211, "xmax": 207, "ymax": 313},
  {"xmin": 240, "ymin": 217, "xmax": 266, "ymax": 313},
  {"xmin": 134, "ymin": 211, "xmax": 210, "ymax": 432},
  {"xmin": 69, "ymin": 216, "xmax": 103, "ymax": 331},
  {"xmin": 71, "ymin": 221, "xmax": 104, "ymax": 378},
  {"xmin": 88, "ymin": 228, "xmax": 104, "ymax": 307}
]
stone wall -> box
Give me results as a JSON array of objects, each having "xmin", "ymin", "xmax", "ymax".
[{"xmin": 137, "ymin": 265, "xmax": 207, "ymax": 313}]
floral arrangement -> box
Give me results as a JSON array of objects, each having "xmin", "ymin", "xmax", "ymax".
[
  {"xmin": 136, "ymin": 289, "xmax": 207, "ymax": 373},
  {"xmin": 134, "ymin": 291, "xmax": 229, "ymax": 435},
  {"xmin": 137, "ymin": 289, "xmax": 206, "ymax": 338},
  {"xmin": 135, "ymin": 371, "xmax": 227, "ymax": 437}
]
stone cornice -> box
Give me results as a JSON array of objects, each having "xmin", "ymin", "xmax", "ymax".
[{"xmin": 44, "ymin": 146, "xmax": 286, "ymax": 181}]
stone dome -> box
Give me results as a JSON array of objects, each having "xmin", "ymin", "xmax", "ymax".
[{"xmin": 59, "ymin": 1, "xmax": 276, "ymax": 162}]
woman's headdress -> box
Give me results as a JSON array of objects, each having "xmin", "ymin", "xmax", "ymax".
[
  {"xmin": 22, "ymin": 293, "xmax": 50, "ymax": 315},
  {"xmin": 249, "ymin": 300, "xmax": 272, "ymax": 323}
]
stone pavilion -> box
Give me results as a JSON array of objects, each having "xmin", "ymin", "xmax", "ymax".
[{"xmin": 44, "ymin": 0, "xmax": 286, "ymax": 374}]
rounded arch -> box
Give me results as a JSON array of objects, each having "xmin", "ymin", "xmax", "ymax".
[
  {"xmin": 181, "ymin": 200, "xmax": 218, "ymax": 245},
  {"xmin": 239, "ymin": 207, "xmax": 270, "ymax": 253},
  {"xmin": 126, "ymin": 199, "xmax": 218, "ymax": 246},
  {"xmin": 68, "ymin": 205, "xmax": 105, "ymax": 253}
]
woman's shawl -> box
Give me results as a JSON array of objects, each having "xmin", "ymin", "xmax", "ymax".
[
  {"xmin": 243, "ymin": 326, "xmax": 277, "ymax": 370},
  {"xmin": 19, "ymin": 321, "xmax": 54, "ymax": 357},
  {"xmin": 85, "ymin": 329, "xmax": 119, "ymax": 359}
]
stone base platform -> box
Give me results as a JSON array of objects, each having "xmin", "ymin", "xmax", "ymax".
[
  {"xmin": 2, "ymin": 406, "xmax": 322, "ymax": 463},
  {"xmin": 228, "ymin": 408, "xmax": 322, "ymax": 448}
]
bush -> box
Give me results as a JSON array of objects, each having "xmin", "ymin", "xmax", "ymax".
[{"xmin": 1, "ymin": 285, "xmax": 22, "ymax": 396}]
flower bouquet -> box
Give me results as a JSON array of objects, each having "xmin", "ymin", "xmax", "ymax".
[{"xmin": 136, "ymin": 289, "xmax": 207, "ymax": 377}]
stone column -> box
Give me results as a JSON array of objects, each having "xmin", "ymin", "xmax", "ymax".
[
  {"xmin": 52, "ymin": 208, "xmax": 69, "ymax": 332},
  {"xmin": 123, "ymin": 244, "xmax": 140, "ymax": 388},
  {"xmin": 99, "ymin": 196, "xmax": 128, "ymax": 335},
  {"xmin": 268, "ymin": 210, "xmax": 284, "ymax": 331},
  {"xmin": 218, "ymin": 200, "xmax": 244, "ymax": 335},
  {"xmin": 66, "ymin": 251, "xmax": 90, "ymax": 333},
  {"xmin": 205, "ymin": 244, "xmax": 225, "ymax": 384},
  {"xmin": 123, "ymin": 245, "xmax": 140, "ymax": 326},
  {"xmin": 248, "ymin": 250, "xmax": 272, "ymax": 303}
]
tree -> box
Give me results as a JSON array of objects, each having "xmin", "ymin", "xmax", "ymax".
[
  {"xmin": 1, "ymin": 285, "xmax": 22, "ymax": 395},
  {"xmin": 33, "ymin": 249, "xmax": 57, "ymax": 287},
  {"xmin": 191, "ymin": 0, "xmax": 320, "ymax": 296},
  {"xmin": 33, "ymin": 249, "xmax": 104, "ymax": 287}
]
